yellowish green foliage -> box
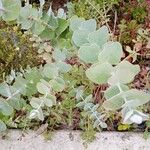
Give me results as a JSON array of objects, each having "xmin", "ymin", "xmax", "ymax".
[
  {"xmin": 118, "ymin": 124, "xmax": 130, "ymax": 131},
  {"xmin": 69, "ymin": 0, "xmax": 119, "ymax": 23},
  {"xmin": 0, "ymin": 21, "xmax": 40, "ymax": 81},
  {"xmin": 118, "ymin": 20, "xmax": 141, "ymax": 45}
]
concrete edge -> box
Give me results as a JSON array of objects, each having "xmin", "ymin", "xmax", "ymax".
[{"xmin": 0, "ymin": 130, "xmax": 150, "ymax": 150}]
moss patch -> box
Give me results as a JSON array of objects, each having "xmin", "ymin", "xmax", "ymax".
[{"xmin": 0, "ymin": 21, "xmax": 40, "ymax": 82}]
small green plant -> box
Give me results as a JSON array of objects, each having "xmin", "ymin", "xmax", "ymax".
[
  {"xmin": 118, "ymin": 19, "xmax": 140, "ymax": 45},
  {"xmin": 143, "ymin": 121, "xmax": 150, "ymax": 139}
]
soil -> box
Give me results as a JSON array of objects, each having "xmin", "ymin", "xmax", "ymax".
[
  {"xmin": 29, "ymin": 0, "xmax": 69, "ymax": 10},
  {"xmin": 51, "ymin": 0, "xmax": 69, "ymax": 10}
]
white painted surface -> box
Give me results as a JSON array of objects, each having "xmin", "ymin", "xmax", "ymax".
[{"xmin": 0, "ymin": 130, "xmax": 150, "ymax": 150}]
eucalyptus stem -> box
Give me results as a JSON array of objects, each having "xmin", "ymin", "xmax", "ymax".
[
  {"xmin": 28, "ymin": 16, "xmax": 55, "ymax": 31},
  {"xmin": 0, "ymin": 8, "xmax": 6, "ymax": 12},
  {"xmin": 6, "ymin": 90, "xmax": 20, "ymax": 101},
  {"xmin": 123, "ymin": 51, "xmax": 140, "ymax": 62},
  {"xmin": 80, "ymin": 95, "xmax": 104, "ymax": 127},
  {"xmin": 117, "ymin": 84, "xmax": 127, "ymax": 103}
]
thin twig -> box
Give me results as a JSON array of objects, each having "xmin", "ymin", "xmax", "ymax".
[
  {"xmin": 113, "ymin": 10, "xmax": 117, "ymax": 35},
  {"xmin": 6, "ymin": 90, "xmax": 20, "ymax": 101},
  {"xmin": 0, "ymin": 8, "xmax": 6, "ymax": 12}
]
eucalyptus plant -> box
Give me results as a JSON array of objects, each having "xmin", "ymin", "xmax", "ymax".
[
  {"xmin": 70, "ymin": 16, "xmax": 150, "ymax": 126},
  {"xmin": 0, "ymin": 0, "xmax": 150, "ymax": 133},
  {"xmin": 0, "ymin": 0, "xmax": 70, "ymax": 131}
]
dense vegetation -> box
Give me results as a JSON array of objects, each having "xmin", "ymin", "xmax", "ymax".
[{"xmin": 0, "ymin": 0, "xmax": 150, "ymax": 142}]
